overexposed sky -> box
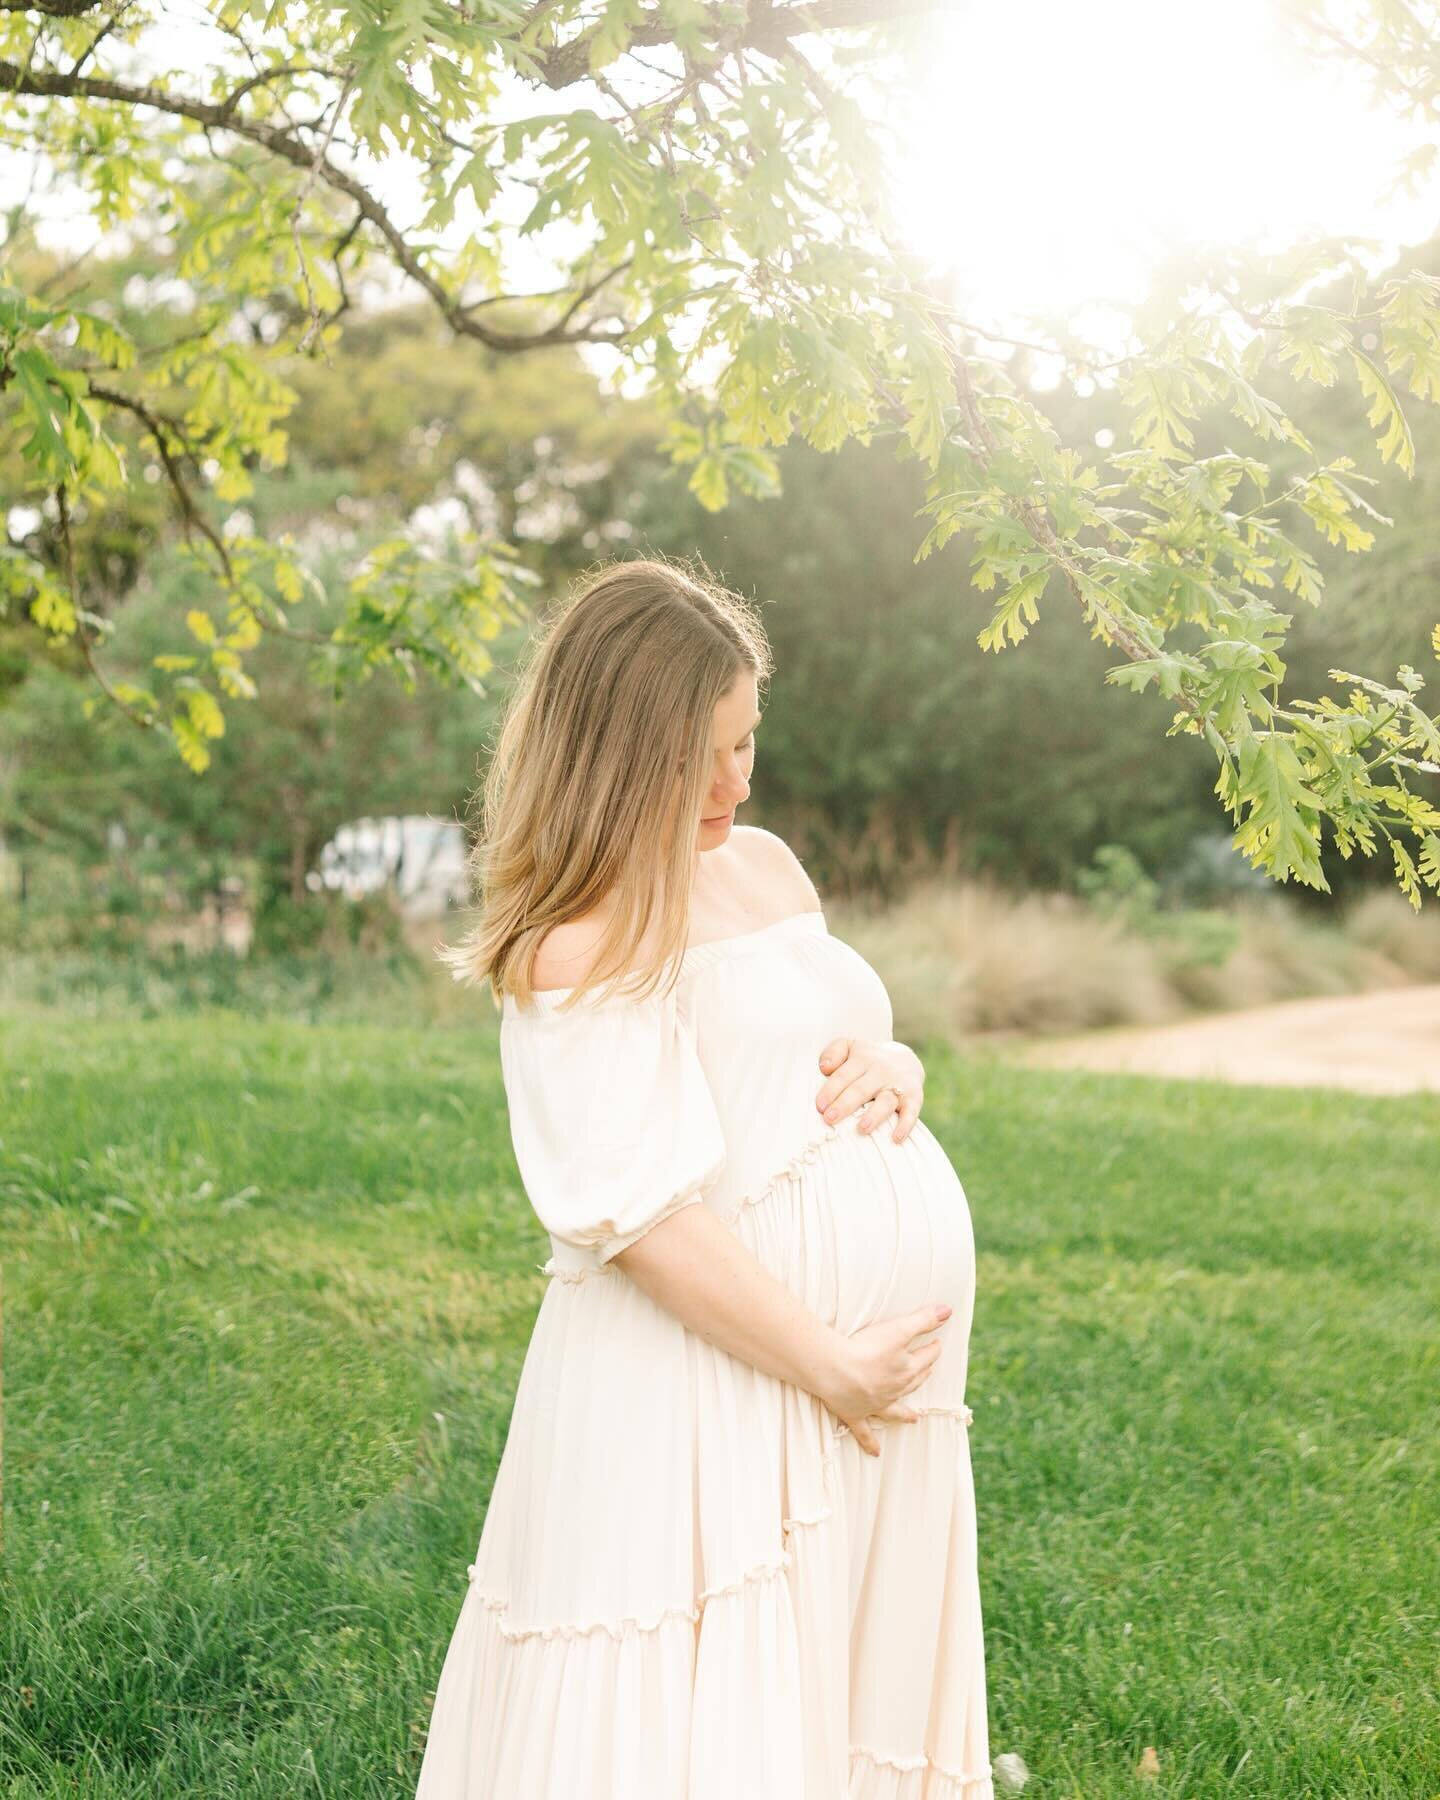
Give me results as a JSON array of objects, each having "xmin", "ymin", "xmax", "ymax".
[{"xmin": 887, "ymin": 0, "xmax": 1440, "ymax": 332}]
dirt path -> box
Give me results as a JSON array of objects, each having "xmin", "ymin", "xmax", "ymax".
[{"xmin": 997, "ymin": 983, "xmax": 1440, "ymax": 1097}]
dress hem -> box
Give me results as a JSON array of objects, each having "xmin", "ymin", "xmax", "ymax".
[{"xmin": 851, "ymin": 1744, "xmax": 995, "ymax": 1793}]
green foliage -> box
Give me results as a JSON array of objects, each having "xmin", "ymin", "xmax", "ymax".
[
  {"xmin": 1, "ymin": 0, "xmax": 1439, "ymax": 907},
  {"xmin": 1074, "ymin": 842, "xmax": 1165, "ymax": 925},
  {"xmin": 1076, "ymin": 843, "xmax": 1241, "ymax": 973},
  {"xmin": 0, "ymin": 934, "xmax": 422, "ymax": 1020}
]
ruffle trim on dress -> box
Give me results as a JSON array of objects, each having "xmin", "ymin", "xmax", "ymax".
[
  {"xmin": 824, "ymin": 1400, "xmax": 974, "ymax": 1459},
  {"xmin": 910, "ymin": 1403, "xmax": 975, "ymax": 1424},
  {"xmin": 719, "ymin": 1119, "xmax": 842, "ymax": 1226},
  {"xmin": 851, "ymin": 1745, "xmax": 995, "ymax": 1794},
  {"xmin": 596, "ymin": 1161, "xmax": 721, "ymax": 1263},
  {"xmin": 535, "ymin": 1119, "xmax": 844, "ymax": 1282},
  {"xmin": 465, "ymin": 1550, "xmax": 794, "ymax": 1643},
  {"xmin": 458, "ymin": 1410, "xmax": 980, "ymax": 1649}
]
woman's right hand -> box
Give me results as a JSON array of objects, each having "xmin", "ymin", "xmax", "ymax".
[{"xmin": 817, "ymin": 1302, "xmax": 952, "ymax": 1456}]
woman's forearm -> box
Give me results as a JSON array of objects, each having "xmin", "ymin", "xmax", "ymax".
[{"xmin": 609, "ymin": 1199, "xmax": 848, "ymax": 1400}]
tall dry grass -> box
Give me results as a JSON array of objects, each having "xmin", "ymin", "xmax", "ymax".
[
  {"xmin": 11, "ymin": 856, "xmax": 1435, "ymax": 1049},
  {"xmin": 829, "ymin": 878, "xmax": 1440, "ymax": 1046}
]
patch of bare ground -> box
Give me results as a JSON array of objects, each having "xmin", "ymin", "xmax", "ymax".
[{"xmin": 993, "ymin": 984, "xmax": 1440, "ymax": 1096}]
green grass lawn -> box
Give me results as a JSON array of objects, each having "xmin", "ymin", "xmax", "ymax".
[{"xmin": 2, "ymin": 1003, "xmax": 1436, "ymax": 1798}]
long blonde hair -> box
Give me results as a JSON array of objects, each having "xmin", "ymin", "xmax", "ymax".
[{"xmin": 436, "ymin": 554, "xmax": 773, "ymax": 1014}]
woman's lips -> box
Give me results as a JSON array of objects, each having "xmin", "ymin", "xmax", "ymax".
[{"xmin": 703, "ymin": 808, "xmax": 735, "ymax": 824}]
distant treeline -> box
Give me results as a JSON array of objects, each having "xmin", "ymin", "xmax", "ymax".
[{"xmin": 4, "ymin": 278, "xmax": 1437, "ymax": 929}]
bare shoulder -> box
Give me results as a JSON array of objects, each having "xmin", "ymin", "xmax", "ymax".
[
  {"xmin": 529, "ymin": 910, "xmax": 612, "ymax": 993},
  {"xmin": 731, "ymin": 824, "xmax": 823, "ymax": 913}
]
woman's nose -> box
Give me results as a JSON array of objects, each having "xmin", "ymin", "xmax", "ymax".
[{"xmin": 714, "ymin": 776, "xmax": 748, "ymax": 808}]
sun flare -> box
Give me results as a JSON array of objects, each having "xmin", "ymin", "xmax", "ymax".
[{"xmin": 884, "ymin": 0, "xmax": 1439, "ymax": 336}]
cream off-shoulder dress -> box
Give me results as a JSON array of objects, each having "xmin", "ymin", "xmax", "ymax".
[{"xmin": 413, "ymin": 908, "xmax": 994, "ymax": 1800}]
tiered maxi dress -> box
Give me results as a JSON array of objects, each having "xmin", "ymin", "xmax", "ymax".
[{"xmin": 414, "ymin": 908, "xmax": 994, "ymax": 1800}]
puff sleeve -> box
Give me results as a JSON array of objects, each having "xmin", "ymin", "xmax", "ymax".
[{"xmin": 498, "ymin": 982, "xmax": 728, "ymax": 1266}]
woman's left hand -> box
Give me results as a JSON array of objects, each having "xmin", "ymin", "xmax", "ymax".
[{"xmin": 815, "ymin": 1036, "xmax": 925, "ymax": 1144}]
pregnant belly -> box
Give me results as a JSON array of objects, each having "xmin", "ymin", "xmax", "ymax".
[{"xmin": 727, "ymin": 1112, "xmax": 977, "ymax": 1403}]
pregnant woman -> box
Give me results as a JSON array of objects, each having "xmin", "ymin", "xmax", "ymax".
[{"xmin": 415, "ymin": 557, "xmax": 994, "ymax": 1799}]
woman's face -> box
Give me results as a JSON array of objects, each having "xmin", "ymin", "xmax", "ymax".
[{"xmin": 698, "ymin": 672, "xmax": 759, "ymax": 846}]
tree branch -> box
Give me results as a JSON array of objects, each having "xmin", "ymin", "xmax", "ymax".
[
  {"xmin": 531, "ymin": 0, "xmax": 945, "ymax": 88},
  {"xmin": 291, "ymin": 62, "xmax": 355, "ymax": 354},
  {"xmin": 84, "ymin": 382, "xmax": 338, "ymax": 647},
  {"xmin": 0, "ymin": 0, "xmax": 106, "ymax": 14},
  {"xmin": 1, "ymin": 59, "xmax": 631, "ymax": 353},
  {"xmin": 85, "ymin": 382, "xmax": 236, "ymax": 584},
  {"xmin": 69, "ymin": 0, "xmax": 138, "ymax": 77}
]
